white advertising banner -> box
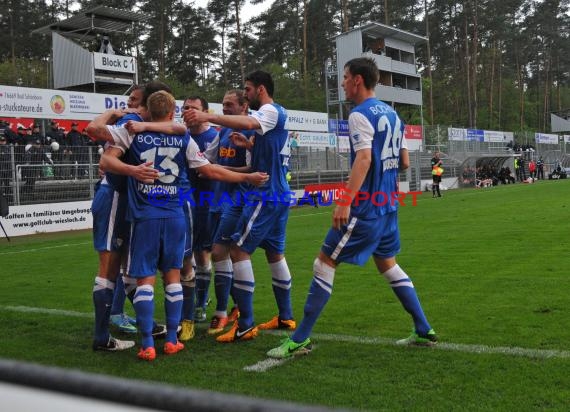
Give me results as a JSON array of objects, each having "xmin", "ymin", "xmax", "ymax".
[
  {"xmin": 448, "ymin": 127, "xmax": 466, "ymax": 141},
  {"xmin": 564, "ymin": 135, "xmax": 570, "ymax": 144},
  {"xmin": 93, "ymin": 52, "xmax": 136, "ymax": 74},
  {"xmin": 503, "ymin": 131, "xmax": 514, "ymax": 142},
  {"xmin": 0, "ymin": 201, "xmax": 92, "ymax": 237},
  {"xmin": 0, "ymin": 85, "xmax": 191, "ymax": 121},
  {"xmin": 285, "ymin": 110, "xmax": 329, "ymax": 132},
  {"xmin": 338, "ymin": 135, "xmax": 350, "ymax": 153},
  {"xmin": 535, "ymin": 133, "xmax": 559, "ymax": 144},
  {"xmin": 289, "ymin": 131, "xmax": 337, "ymax": 148},
  {"xmin": 484, "ymin": 130, "xmax": 506, "ymax": 143}
]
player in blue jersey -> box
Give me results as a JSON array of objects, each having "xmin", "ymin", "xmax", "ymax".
[
  {"xmin": 101, "ymin": 91, "xmax": 269, "ymax": 360},
  {"xmin": 87, "ymin": 81, "xmax": 185, "ymax": 352},
  {"xmin": 267, "ymin": 57, "xmax": 437, "ymax": 358},
  {"xmin": 108, "ymin": 85, "xmax": 143, "ymax": 334},
  {"xmin": 185, "ymin": 96, "xmax": 218, "ymax": 325},
  {"xmin": 184, "ymin": 70, "xmax": 297, "ymax": 343},
  {"xmin": 202, "ymin": 89, "xmax": 253, "ymax": 335}
]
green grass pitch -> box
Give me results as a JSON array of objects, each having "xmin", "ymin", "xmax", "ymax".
[{"xmin": 1, "ymin": 180, "xmax": 570, "ymax": 410}]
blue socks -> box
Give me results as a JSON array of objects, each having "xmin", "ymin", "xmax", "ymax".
[
  {"xmin": 134, "ymin": 285, "xmax": 155, "ymax": 349},
  {"xmin": 232, "ymin": 260, "xmax": 255, "ymax": 330},
  {"xmin": 382, "ymin": 264, "xmax": 431, "ymax": 336},
  {"xmin": 269, "ymin": 259, "xmax": 293, "ymax": 320},
  {"xmin": 93, "ymin": 276, "xmax": 114, "ymax": 344},
  {"xmin": 293, "ymin": 259, "xmax": 335, "ymax": 343}
]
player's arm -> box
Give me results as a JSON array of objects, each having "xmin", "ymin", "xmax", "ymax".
[
  {"xmin": 85, "ymin": 109, "xmax": 130, "ymax": 142},
  {"xmin": 230, "ymin": 132, "xmax": 254, "ymax": 150},
  {"xmin": 184, "ymin": 110, "xmax": 261, "ymax": 131},
  {"xmin": 399, "ymin": 136, "xmax": 409, "ymax": 171},
  {"xmin": 399, "ymin": 148, "xmax": 409, "ymax": 171},
  {"xmin": 333, "ymin": 149, "xmax": 371, "ymax": 229},
  {"xmin": 185, "ymin": 139, "xmax": 266, "ymax": 186},
  {"xmin": 100, "ymin": 146, "xmax": 159, "ymax": 183},
  {"xmin": 197, "ymin": 163, "xmax": 267, "ymax": 186},
  {"xmin": 125, "ymin": 120, "xmax": 187, "ymax": 135},
  {"xmin": 333, "ymin": 112, "xmax": 373, "ymax": 230}
]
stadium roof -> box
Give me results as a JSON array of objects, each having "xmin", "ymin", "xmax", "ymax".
[
  {"xmin": 335, "ymin": 22, "xmax": 428, "ymax": 46},
  {"xmin": 32, "ymin": 6, "xmax": 149, "ymax": 41}
]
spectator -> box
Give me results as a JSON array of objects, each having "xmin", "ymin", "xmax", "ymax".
[
  {"xmin": 431, "ymin": 152, "xmax": 443, "ymax": 198},
  {"xmin": 66, "ymin": 122, "xmax": 87, "ymax": 178},
  {"xmin": 536, "ymin": 157, "xmax": 545, "ymax": 180},
  {"xmin": 528, "ymin": 159, "xmax": 536, "ymax": 180},
  {"xmin": 0, "ymin": 134, "xmax": 11, "ymax": 198}
]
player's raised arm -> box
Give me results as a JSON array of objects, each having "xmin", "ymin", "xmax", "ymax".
[
  {"xmin": 125, "ymin": 119, "xmax": 187, "ymax": 135},
  {"xmin": 85, "ymin": 108, "xmax": 135, "ymax": 142},
  {"xmin": 183, "ymin": 109, "xmax": 261, "ymax": 131}
]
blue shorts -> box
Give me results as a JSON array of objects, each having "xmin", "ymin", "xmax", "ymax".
[
  {"xmin": 91, "ymin": 184, "xmax": 129, "ymax": 252},
  {"xmin": 321, "ymin": 211, "xmax": 400, "ymax": 266},
  {"xmin": 192, "ymin": 205, "xmax": 212, "ymax": 252},
  {"xmin": 212, "ymin": 204, "xmax": 243, "ymax": 245},
  {"xmin": 127, "ymin": 217, "xmax": 186, "ymax": 277},
  {"xmin": 183, "ymin": 200, "xmax": 194, "ymax": 258},
  {"xmin": 232, "ymin": 200, "xmax": 288, "ymax": 255}
]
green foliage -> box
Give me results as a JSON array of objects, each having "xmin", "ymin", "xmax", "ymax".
[{"xmin": 0, "ymin": 0, "xmax": 569, "ymax": 130}]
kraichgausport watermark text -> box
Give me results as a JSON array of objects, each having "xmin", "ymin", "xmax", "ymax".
[{"xmin": 146, "ymin": 188, "xmax": 423, "ymax": 208}]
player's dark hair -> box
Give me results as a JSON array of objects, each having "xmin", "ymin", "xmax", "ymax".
[
  {"xmin": 344, "ymin": 58, "xmax": 379, "ymax": 90},
  {"xmin": 185, "ymin": 96, "xmax": 209, "ymax": 112},
  {"xmin": 245, "ymin": 70, "xmax": 274, "ymax": 97},
  {"xmin": 142, "ymin": 80, "xmax": 172, "ymax": 108}
]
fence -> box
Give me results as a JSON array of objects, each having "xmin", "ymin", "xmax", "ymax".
[{"xmin": 1, "ymin": 130, "xmax": 569, "ymax": 206}]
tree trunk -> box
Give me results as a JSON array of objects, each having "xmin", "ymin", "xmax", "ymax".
[
  {"xmin": 303, "ymin": 0, "xmax": 308, "ymax": 101},
  {"xmin": 235, "ymin": 0, "xmax": 245, "ymax": 85},
  {"xmin": 424, "ymin": 0, "xmax": 433, "ymax": 124},
  {"xmin": 471, "ymin": 0, "xmax": 478, "ymax": 128},
  {"xmin": 489, "ymin": 39, "xmax": 495, "ymax": 129},
  {"xmin": 341, "ymin": 0, "xmax": 349, "ymax": 32},
  {"xmin": 464, "ymin": 14, "xmax": 472, "ymax": 128},
  {"xmin": 384, "ymin": 0, "xmax": 389, "ymax": 25},
  {"xmin": 498, "ymin": 40, "xmax": 502, "ymax": 129},
  {"xmin": 159, "ymin": 13, "xmax": 165, "ymax": 78}
]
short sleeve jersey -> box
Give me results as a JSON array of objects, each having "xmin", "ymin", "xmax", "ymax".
[
  {"xmin": 348, "ymin": 97, "xmax": 405, "ymax": 218},
  {"xmin": 206, "ymin": 127, "xmax": 253, "ymax": 213},
  {"xmin": 249, "ymin": 103, "xmax": 290, "ymax": 196},
  {"xmin": 109, "ymin": 127, "xmax": 209, "ymax": 221}
]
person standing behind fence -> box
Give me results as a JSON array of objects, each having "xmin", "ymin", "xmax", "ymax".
[
  {"xmin": 528, "ymin": 159, "xmax": 536, "ymax": 181},
  {"xmin": 536, "ymin": 157, "xmax": 544, "ymax": 180},
  {"xmin": 431, "ymin": 152, "xmax": 443, "ymax": 198},
  {"xmin": 267, "ymin": 57, "xmax": 437, "ymax": 358}
]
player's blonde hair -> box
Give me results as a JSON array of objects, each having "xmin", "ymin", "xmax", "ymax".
[{"xmin": 147, "ymin": 90, "xmax": 176, "ymax": 121}]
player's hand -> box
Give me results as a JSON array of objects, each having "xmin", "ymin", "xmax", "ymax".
[
  {"xmin": 98, "ymin": 166, "xmax": 105, "ymax": 177},
  {"xmin": 230, "ymin": 132, "xmax": 253, "ymax": 149},
  {"xmin": 246, "ymin": 172, "xmax": 269, "ymax": 187},
  {"xmin": 125, "ymin": 120, "xmax": 146, "ymax": 134},
  {"xmin": 132, "ymin": 161, "xmax": 159, "ymax": 184},
  {"xmin": 182, "ymin": 108, "xmax": 208, "ymax": 125},
  {"xmin": 332, "ymin": 204, "xmax": 350, "ymax": 230}
]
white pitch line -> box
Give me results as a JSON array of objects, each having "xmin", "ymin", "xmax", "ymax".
[
  {"xmin": 0, "ymin": 242, "xmax": 91, "ymax": 256},
  {"xmin": 289, "ymin": 211, "xmax": 330, "ymax": 218},
  {"xmin": 262, "ymin": 330, "xmax": 570, "ymax": 360},
  {"xmin": 4, "ymin": 305, "xmax": 570, "ymax": 361},
  {"xmin": 3, "ymin": 305, "xmax": 93, "ymax": 319},
  {"xmin": 243, "ymin": 358, "xmax": 289, "ymax": 372}
]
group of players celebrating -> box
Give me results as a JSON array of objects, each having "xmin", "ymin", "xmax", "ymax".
[{"xmin": 87, "ymin": 59, "xmax": 437, "ymax": 362}]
